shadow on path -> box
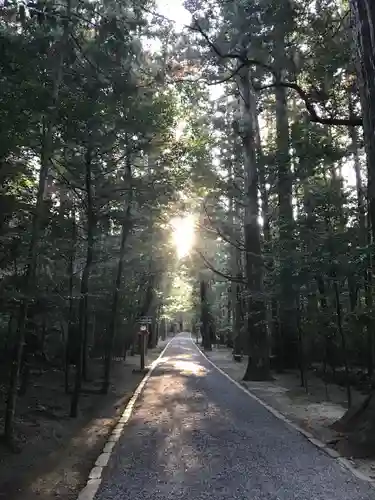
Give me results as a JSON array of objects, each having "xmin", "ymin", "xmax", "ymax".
[{"xmin": 95, "ymin": 337, "xmax": 373, "ymax": 500}]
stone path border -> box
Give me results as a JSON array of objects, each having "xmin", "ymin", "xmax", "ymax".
[
  {"xmin": 76, "ymin": 340, "xmax": 172, "ymax": 500},
  {"xmin": 194, "ymin": 340, "xmax": 375, "ymax": 490}
]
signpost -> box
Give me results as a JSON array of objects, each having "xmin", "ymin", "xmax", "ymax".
[
  {"xmin": 139, "ymin": 316, "xmax": 152, "ymax": 325},
  {"xmin": 196, "ymin": 322, "xmax": 202, "ymax": 343},
  {"xmin": 138, "ymin": 324, "xmax": 149, "ymax": 370}
]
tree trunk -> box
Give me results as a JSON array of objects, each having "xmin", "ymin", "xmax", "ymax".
[
  {"xmin": 349, "ymin": 92, "xmax": 374, "ymax": 375},
  {"xmin": 272, "ymin": 5, "xmax": 298, "ymax": 368},
  {"xmin": 275, "ymin": 80, "xmax": 297, "ymax": 368},
  {"xmin": 70, "ymin": 146, "xmax": 95, "ymax": 417},
  {"xmin": 333, "ymin": 392, "xmax": 375, "ymax": 454},
  {"xmin": 237, "ymin": 68, "xmax": 270, "ymax": 380},
  {"xmin": 227, "ymin": 163, "xmax": 235, "ymax": 347},
  {"xmin": 102, "ymin": 205, "xmax": 131, "ymax": 392},
  {"xmin": 228, "ymin": 156, "xmax": 243, "ymax": 351},
  {"xmin": 350, "ymin": 1, "xmax": 375, "ymax": 240},
  {"xmin": 333, "ymin": 277, "xmax": 352, "ymax": 407},
  {"xmin": 296, "ymin": 295, "xmax": 308, "ymax": 390},
  {"xmin": 65, "ymin": 209, "xmax": 76, "ymax": 394},
  {"xmin": 256, "ymin": 108, "xmax": 279, "ymax": 358},
  {"xmin": 233, "ymin": 279, "xmax": 244, "ymax": 356},
  {"xmin": 332, "ymin": 2, "xmax": 375, "ymax": 442},
  {"xmin": 4, "ymin": 206, "xmax": 44, "ymax": 442},
  {"xmin": 102, "ymin": 155, "xmax": 132, "ymax": 393},
  {"xmin": 200, "ymin": 280, "xmax": 212, "ymax": 351},
  {"xmin": 3, "ymin": 0, "xmax": 71, "ymax": 440}
]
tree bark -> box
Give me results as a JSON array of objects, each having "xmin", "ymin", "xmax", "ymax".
[
  {"xmin": 65, "ymin": 208, "xmax": 76, "ymax": 393},
  {"xmin": 200, "ymin": 280, "xmax": 212, "ymax": 351},
  {"xmin": 70, "ymin": 146, "xmax": 95, "ymax": 417},
  {"xmin": 102, "ymin": 155, "xmax": 132, "ymax": 393},
  {"xmin": 275, "ymin": 81, "xmax": 297, "ymax": 368},
  {"xmin": 331, "ymin": 3, "xmax": 375, "ymax": 443},
  {"xmin": 228, "ymin": 154, "xmax": 243, "ymax": 351},
  {"xmin": 237, "ymin": 68, "xmax": 270, "ymax": 380},
  {"xmin": 273, "ymin": 9, "xmax": 298, "ymax": 369},
  {"xmin": 348, "ymin": 92, "xmax": 374, "ymax": 375},
  {"xmin": 350, "ymin": 1, "xmax": 375, "ymax": 245},
  {"xmin": 102, "ymin": 205, "xmax": 131, "ymax": 392},
  {"xmin": 256, "ymin": 106, "xmax": 279, "ymax": 358}
]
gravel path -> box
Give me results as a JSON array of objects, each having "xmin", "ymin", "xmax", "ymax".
[{"xmin": 94, "ymin": 333, "xmax": 373, "ymax": 500}]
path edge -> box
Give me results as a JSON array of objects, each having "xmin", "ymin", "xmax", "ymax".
[
  {"xmin": 193, "ymin": 340, "xmax": 375, "ymax": 490},
  {"xmin": 76, "ymin": 339, "xmax": 173, "ymax": 500}
]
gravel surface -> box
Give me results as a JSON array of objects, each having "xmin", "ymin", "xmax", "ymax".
[{"xmin": 94, "ymin": 334, "xmax": 373, "ymax": 500}]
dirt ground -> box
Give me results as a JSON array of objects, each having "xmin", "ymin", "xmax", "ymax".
[
  {"xmin": 0, "ymin": 339, "xmax": 168, "ymax": 500},
  {"xmin": 204, "ymin": 346, "xmax": 375, "ymax": 481}
]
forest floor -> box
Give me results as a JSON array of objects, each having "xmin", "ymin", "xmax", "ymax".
[
  {"xmin": 0, "ymin": 338, "xmax": 169, "ymax": 500},
  {"xmin": 203, "ymin": 345, "xmax": 375, "ymax": 482}
]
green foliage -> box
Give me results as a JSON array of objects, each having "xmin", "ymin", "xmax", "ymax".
[
  {"xmin": 0, "ymin": 0, "xmax": 209, "ymax": 430},
  {"xmin": 179, "ymin": 0, "xmax": 373, "ymax": 382}
]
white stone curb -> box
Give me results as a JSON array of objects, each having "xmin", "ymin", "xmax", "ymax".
[
  {"xmin": 193, "ymin": 341, "xmax": 375, "ymax": 490},
  {"xmin": 76, "ymin": 339, "xmax": 173, "ymax": 500}
]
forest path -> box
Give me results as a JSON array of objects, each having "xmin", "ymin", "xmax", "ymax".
[{"xmin": 93, "ymin": 333, "xmax": 373, "ymax": 500}]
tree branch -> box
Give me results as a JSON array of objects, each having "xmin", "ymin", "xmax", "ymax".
[
  {"xmin": 192, "ymin": 19, "xmax": 363, "ymax": 127},
  {"xmin": 201, "ymin": 201, "xmax": 245, "ymax": 252},
  {"xmin": 195, "ymin": 249, "xmax": 246, "ymax": 284},
  {"xmin": 171, "ymin": 62, "xmax": 248, "ymax": 87},
  {"xmin": 191, "ymin": 20, "xmax": 273, "ymax": 72},
  {"xmin": 199, "ymin": 220, "xmax": 245, "ymax": 252},
  {"xmin": 254, "ymin": 81, "xmax": 363, "ymax": 126}
]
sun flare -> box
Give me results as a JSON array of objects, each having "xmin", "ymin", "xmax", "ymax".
[{"xmin": 171, "ymin": 215, "xmax": 195, "ymax": 259}]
